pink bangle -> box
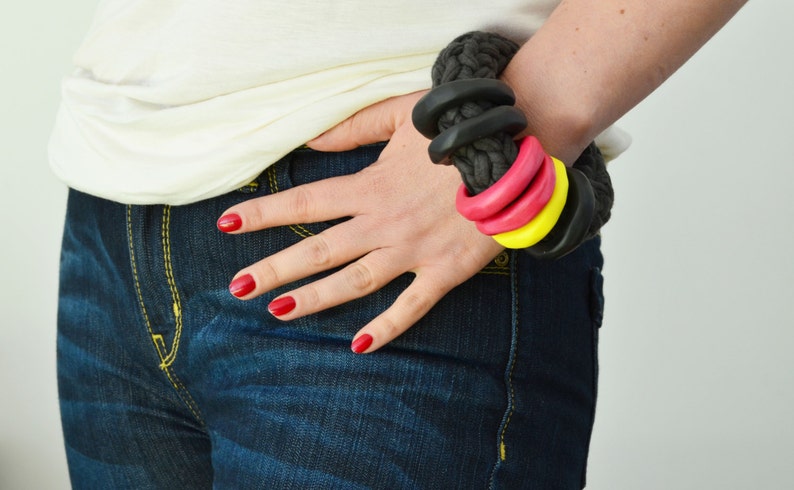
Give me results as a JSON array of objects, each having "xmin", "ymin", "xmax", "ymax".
[
  {"xmin": 475, "ymin": 153, "xmax": 557, "ymax": 236},
  {"xmin": 455, "ymin": 136, "xmax": 546, "ymax": 221}
]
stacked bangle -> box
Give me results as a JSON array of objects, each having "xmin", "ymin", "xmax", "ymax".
[
  {"xmin": 455, "ymin": 136, "xmax": 547, "ymax": 221},
  {"xmin": 412, "ymin": 35, "xmax": 602, "ymax": 259},
  {"xmin": 474, "ymin": 152, "xmax": 556, "ymax": 236},
  {"xmin": 492, "ymin": 158, "xmax": 569, "ymax": 249},
  {"xmin": 524, "ymin": 165, "xmax": 595, "ymax": 259}
]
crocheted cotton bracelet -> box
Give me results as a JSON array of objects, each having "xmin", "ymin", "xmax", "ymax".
[{"xmin": 411, "ymin": 31, "xmax": 613, "ymax": 259}]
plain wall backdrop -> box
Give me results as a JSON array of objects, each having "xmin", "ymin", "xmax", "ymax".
[{"xmin": 1, "ymin": 1, "xmax": 792, "ymax": 488}]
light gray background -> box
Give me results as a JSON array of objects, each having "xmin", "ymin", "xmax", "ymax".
[{"xmin": 1, "ymin": 1, "xmax": 792, "ymax": 488}]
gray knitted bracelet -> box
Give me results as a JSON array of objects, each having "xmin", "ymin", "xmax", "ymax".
[{"xmin": 412, "ymin": 31, "xmax": 614, "ymax": 258}]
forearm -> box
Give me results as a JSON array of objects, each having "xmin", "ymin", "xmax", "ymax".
[{"xmin": 502, "ymin": 0, "xmax": 747, "ymax": 163}]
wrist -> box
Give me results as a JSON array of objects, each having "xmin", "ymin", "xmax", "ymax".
[{"xmin": 500, "ymin": 67, "xmax": 594, "ymax": 165}]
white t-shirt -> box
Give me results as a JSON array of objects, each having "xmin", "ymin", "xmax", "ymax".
[{"xmin": 49, "ymin": 0, "xmax": 628, "ymax": 205}]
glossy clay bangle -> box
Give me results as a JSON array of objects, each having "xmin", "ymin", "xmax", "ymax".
[
  {"xmin": 455, "ymin": 136, "xmax": 546, "ymax": 222},
  {"xmin": 492, "ymin": 158, "xmax": 569, "ymax": 249},
  {"xmin": 428, "ymin": 106, "xmax": 527, "ymax": 164},
  {"xmin": 412, "ymin": 79, "xmax": 517, "ymax": 139},
  {"xmin": 475, "ymin": 153, "xmax": 557, "ymax": 236},
  {"xmin": 525, "ymin": 166, "xmax": 595, "ymax": 259}
]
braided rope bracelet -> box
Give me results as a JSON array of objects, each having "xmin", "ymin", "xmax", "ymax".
[{"xmin": 411, "ymin": 31, "xmax": 614, "ymax": 259}]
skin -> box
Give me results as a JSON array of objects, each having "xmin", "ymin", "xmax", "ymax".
[{"xmin": 220, "ymin": 0, "xmax": 747, "ymax": 353}]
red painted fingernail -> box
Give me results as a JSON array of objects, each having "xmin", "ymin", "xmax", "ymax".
[
  {"xmin": 268, "ymin": 296, "xmax": 296, "ymax": 317},
  {"xmin": 229, "ymin": 274, "xmax": 256, "ymax": 297},
  {"xmin": 217, "ymin": 213, "xmax": 242, "ymax": 232},
  {"xmin": 351, "ymin": 334, "xmax": 373, "ymax": 354}
]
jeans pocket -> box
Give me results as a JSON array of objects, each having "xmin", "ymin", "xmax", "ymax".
[
  {"xmin": 588, "ymin": 265, "xmax": 604, "ymax": 402},
  {"xmin": 581, "ymin": 265, "xmax": 604, "ymax": 488}
]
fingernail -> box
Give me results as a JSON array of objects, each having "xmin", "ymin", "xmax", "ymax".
[
  {"xmin": 217, "ymin": 213, "xmax": 242, "ymax": 232},
  {"xmin": 351, "ymin": 334, "xmax": 373, "ymax": 354},
  {"xmin": 268, "ymin": 296, "xmax": 296, "ymax": 317},
  {"xmin": 229, "ymin": 274, "xmax": 256, "ymax": 297}
]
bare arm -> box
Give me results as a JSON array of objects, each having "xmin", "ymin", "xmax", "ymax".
[{"xmin": 503, "ymin": 0, "xmax": 748, "ymax": 162}]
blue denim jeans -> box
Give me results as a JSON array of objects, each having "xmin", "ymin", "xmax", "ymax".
[{"xmin": 58, "ymin": 144, "xmax": 604, "ymax": 489}]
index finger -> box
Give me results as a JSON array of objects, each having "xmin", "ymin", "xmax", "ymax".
[{"xmin": 217, "ymin": 172, "xmax": 362, "ymax": 233}]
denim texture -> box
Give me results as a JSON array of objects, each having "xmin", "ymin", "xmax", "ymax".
[{"xmin": 58, "ymin": 144, "xmax": 604, "ymax": 489}]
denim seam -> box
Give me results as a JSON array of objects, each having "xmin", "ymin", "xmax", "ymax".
[
  {"xmin": 488, "ymin": 250, "xmax": 520, "ymax": 488},
  {"xmin": 266, "ymin": 164, "xmax": 314, "ymax": 239},
  {"xmin": 126, "ymin": 205, "xmax": 205, "ymax": 426},
  {"xmin": 159, "ymin": 206, "xmax": 183, "ymax": 368}
]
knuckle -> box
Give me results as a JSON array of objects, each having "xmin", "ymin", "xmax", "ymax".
[
  {"xmin": 399, "ymin": 291, "xmax": 434, "ymax": 318},
  {"xmin": 379, "ymin": 316, "xmax": 401, "ymax": 338},
  {"xmin": 299, "ymin": 285, "xmax": 321, "ymax": 310},
  {"xmin": 346, "ymin": 262, "xmax": 377, "ymax": 293},
  {"xmin": 258, "ymin": 260, "xmax": 282, "ymax": 285},
  {"xmin": 303, "ymin": 235, "xmax": 333, "ymax": 268},
  {"xmin": 288, "ymin": 187, "xmax": 314, "ymax": 222},
  {"xmin": 245, "ymin": 203, "xmax": 269, "ymax": 229}
]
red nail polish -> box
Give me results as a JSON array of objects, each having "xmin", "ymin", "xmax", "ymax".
[
  {"xmin": 268, "ymin": 296, "xmax": 296, "ymax": 317},
  {"xmin": 351, "ymin": 334, "xmax": 373, "ymax": 354},
  {"xmin": 217, "ymin": 213, "xmax": 242, "ymax": 232},
  {"xmin": 229, "ymin": 274, "xmax": 256, "ymax": 297}
]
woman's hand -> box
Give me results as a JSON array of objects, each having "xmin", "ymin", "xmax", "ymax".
[{"xmin": 218, "ymin": 92, "xmax": 504, "ymax": 353}]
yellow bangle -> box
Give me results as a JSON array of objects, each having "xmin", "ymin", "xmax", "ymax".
[{"xmin": 492, "ymin": 158, "xmax": 569, "ymax": 249}]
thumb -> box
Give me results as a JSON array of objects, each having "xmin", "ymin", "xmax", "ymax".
[{"xmin": 307, "ymin": 91, "xmax": 426, "ymax": 152}]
